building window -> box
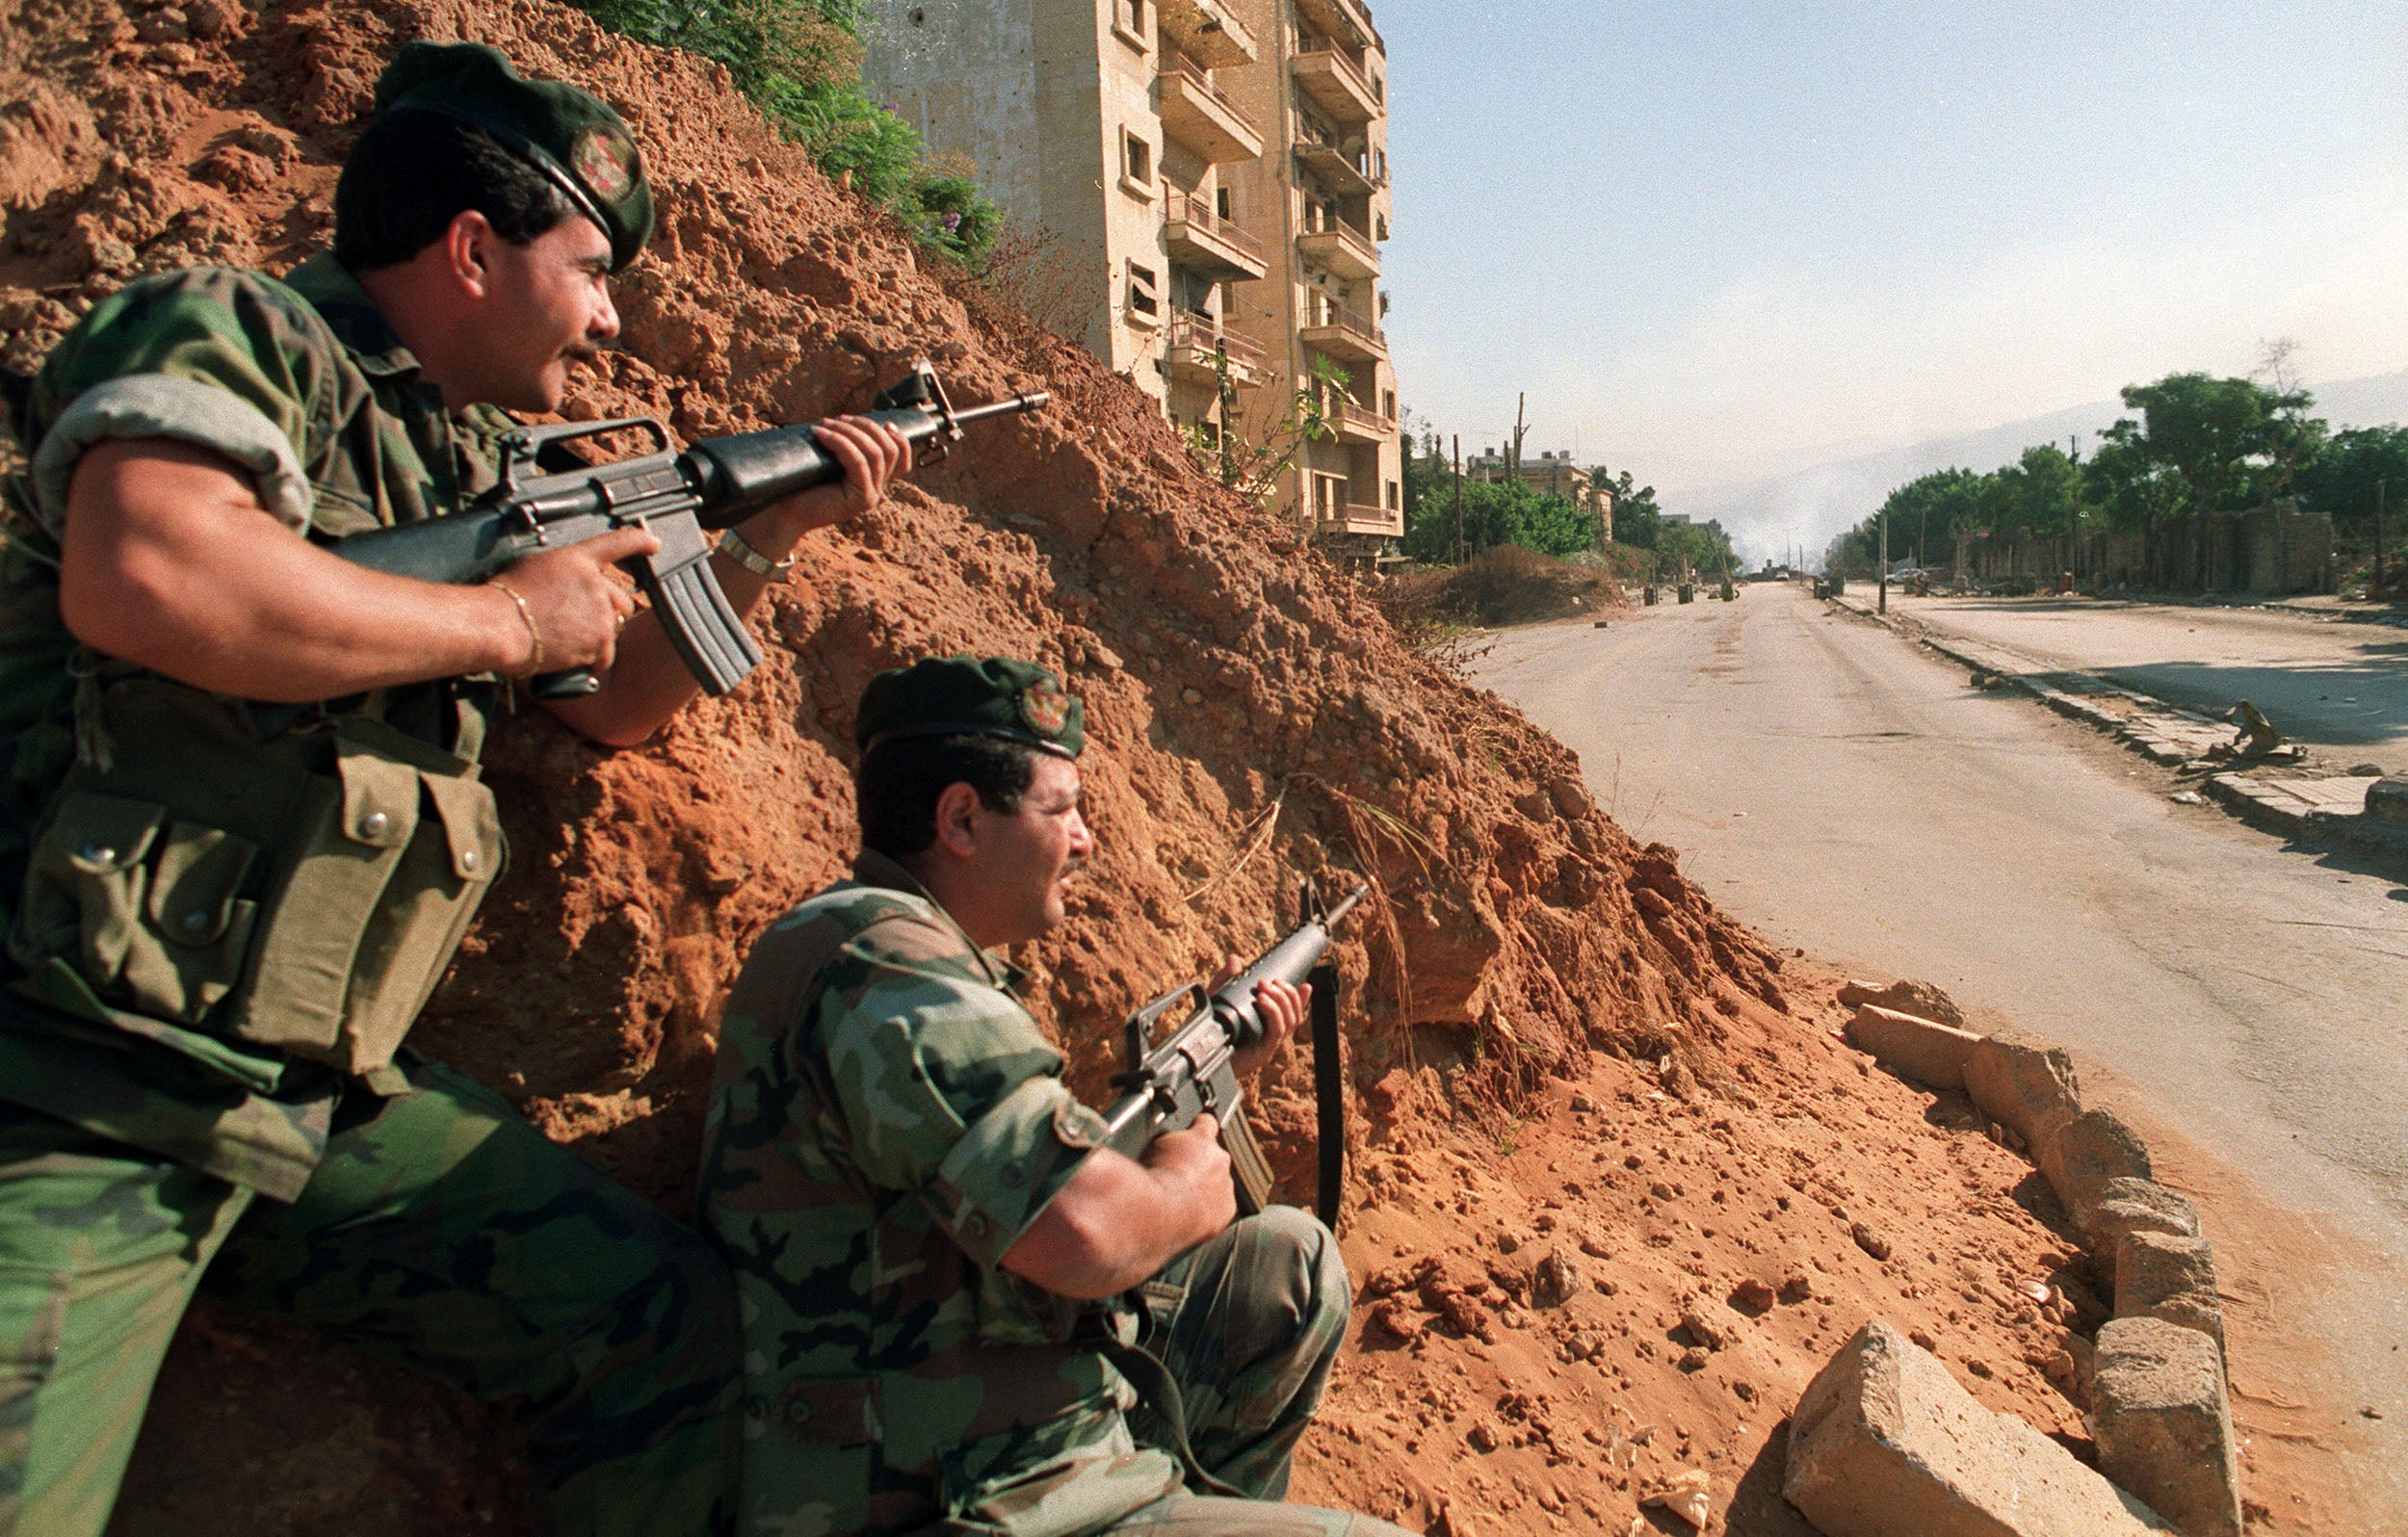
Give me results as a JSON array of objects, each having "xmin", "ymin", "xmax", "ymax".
[
  {"xmin": 1381, "ymin": 389, "xmax": 1396, "ymax": 420},
  {"xmin": 1386, "ymin": 481, "xmax": 1400, "ymax": 510},
  {"xmin": 1112, "ymin": 0, "xmax": 1150, "ymax": 52},
  {"xmin": 1216, "ymin": 186, "xmax": 1233, "ymax": 221},
  {"xmin": 1126, "ymin": 260, "xmax": 1162, "ymax": 325},
  {"xmin": 1121, "ymin": 130, "xmax": 1154, "ymax": 191}
]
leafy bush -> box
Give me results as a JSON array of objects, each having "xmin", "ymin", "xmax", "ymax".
[{"xmin": 570, "ymin": 0, "xmax": 1000, "ymax": 263}]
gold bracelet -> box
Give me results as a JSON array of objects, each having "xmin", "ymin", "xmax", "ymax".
[
  {"xmin": 489, "ymin": 579, "xmax": 543, "ymax": 669},
  {"xmin": 719, "ymin": 526, "xmax": 797, "ymax": 580}
]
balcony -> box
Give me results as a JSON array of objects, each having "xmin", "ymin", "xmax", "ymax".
[
  {"xmin": 1296, "ymin": 0, "xmax": 1376, "ymax": 52},
  {"xmin": 1319, "ymin": 502, "xmax": 1400, "ymax": 538},
  {"xmin": 1292, "ymin": 41, "xmax": 1380, "ymax": 124},
  {"xmin": 1296, "ymin": 214, "xmax": 1378, "ymax": 279},
  {"xmin": 1331, "ymin": 397, "xmax": 1395, "ymax": 443},
  {"xmin": 1165, "ymin": 314, "xmax": 1269, "ymax": 388},
  {"xmin": 1158, "ymin": 0, "xmax": 1256, "ymax": 67},
  {"xmin": 1165, "ymin": 189, "xmax": 1268, "ymax": 281},
  {"xmin": 1292, "ymin": 117, "xmax": 1379, "ymax": 197},
  {"xmin": 1299, "ymin": 296, "xmax": 1386, "ymax": 364},
  {"xmin": 1160, "ymin": 53, "xmax": 1264, "ymax": 165}
]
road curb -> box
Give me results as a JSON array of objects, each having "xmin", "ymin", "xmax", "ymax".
[
  {"xmin": 1823, "ymin": 987, "xmax": 2243, "ymax": 1533},
  {"xmin": 1823, "ymin": 594, "xmax": 2401, "ymax": 869}
]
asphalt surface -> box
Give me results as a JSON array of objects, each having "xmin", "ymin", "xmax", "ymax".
[
  {"xmin": 1878, "ymin": 592, "xmax": 2408, "ymax": 774},
  {"xmin": 1474, "ymin": 582, "xmax": 2408, "ymax": 1512}
]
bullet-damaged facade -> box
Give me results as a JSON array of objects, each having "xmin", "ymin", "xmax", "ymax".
[{"xmin": 858, "ymin": 0, "xmax": 1400, "ymax": 557}]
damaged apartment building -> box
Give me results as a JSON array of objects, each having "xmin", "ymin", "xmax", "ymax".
[{"xmin": 861, "ymin": 0, "xmax": 1402, "ymax": 561}]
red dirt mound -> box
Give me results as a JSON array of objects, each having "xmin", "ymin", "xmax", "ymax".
[{"xmin": 1, "ymin": 2, "xmax": 2332, "ymax": 1532}]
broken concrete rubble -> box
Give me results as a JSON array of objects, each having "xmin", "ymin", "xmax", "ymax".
[
  {"xmin": 2040, "ymin": 1107, "xmax": 2155, "ymax": 1231},
  {"xmin": 2092, "ymin": 1318, "xmax": 2244, "ymax": 1537},
  {"xmin": 1838, "ymin": 977, "xmax": 1967, "ymax": 1028},
  {"xmin": 1845, "ymin": 1002, "xmax": 1982, "ymax": 1089},
  {"xmin": 1962, "ymin": 1035, "xmax": 2081, "ymax": 1151},
  {"xmin": 1783, "ymin": 1319, "xmax": 2178, "ymax": 1536},
  {"xmin": 2084, "ymin": 1177, "xmax": 2202, "ymax": 1258},
  {"xmin": 2115, "ymin": 1232, "xmax": 2226, "ymax": 1358}
]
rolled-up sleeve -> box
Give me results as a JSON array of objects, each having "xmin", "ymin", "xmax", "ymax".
[{"xmin": 23, "ymin": 269, "xmax": 331, "ymax": 534}]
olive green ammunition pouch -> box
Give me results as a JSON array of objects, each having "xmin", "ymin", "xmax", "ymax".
[{"xmin": 8, "ymin": 678, "xmax": 502, "ymax": 1079}]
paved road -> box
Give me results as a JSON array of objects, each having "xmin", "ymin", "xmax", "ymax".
[
  {"xmin": 1880, "ymin": 593, "xmax": 2408, "ymax": 774},
  {"xmin": 1475, "ymin": 582, "xmax": 2408, "ymax": 1515}
]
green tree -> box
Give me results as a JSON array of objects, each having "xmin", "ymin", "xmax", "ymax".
[
  {"xmin": 2296, "ymin": 425, "xmax": 2408, "ymax": 538},
  {"xmin": 2113, "ymin": 372, "xmax": 2312, "ymax": 587},
  {"xmin": 1183, "ymin": 356, "xmax": 1343, "ymax": 508},
  {"xmin": 1594, "ymin": 467, "xmax": 1662, "ymax": 548},
  {"xmin": 2085, "ymin": 421, "xmax": 2183, "ymax": 582}
]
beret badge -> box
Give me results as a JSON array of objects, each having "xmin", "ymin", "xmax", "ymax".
[
  {"xmin": 1018, "ymin": 675, "xmax": 1071, "ymax": 737},
  {"xmin": 573, "ymin": 125, "xmax": 635, "ymax": 202}
]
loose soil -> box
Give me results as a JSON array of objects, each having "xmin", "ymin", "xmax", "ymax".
[{"xmin": 0, "ymin": 2, "xmax": 2329, "ymax": 1530}]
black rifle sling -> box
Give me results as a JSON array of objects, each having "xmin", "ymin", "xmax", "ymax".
[
  {"xmin": 1309, "ymin": 962, "xmax": 1343, "ymax": 1230},
  {"xmin": 1096, "ymin": 1338, "xmax": 1246, "ymax": 1499}
]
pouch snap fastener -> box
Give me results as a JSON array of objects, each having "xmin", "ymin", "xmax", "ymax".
[{"xmin": 361, "ymin": 811, "xmax": 389, "ymax": 840}]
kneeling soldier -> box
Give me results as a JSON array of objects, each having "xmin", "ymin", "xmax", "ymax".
[{"xmin": 699, "ymin": 657, "xmax": 1415, "ymax": 1536}]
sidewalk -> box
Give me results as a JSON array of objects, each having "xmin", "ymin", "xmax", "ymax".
[{"xmin": 1828, "ymin": 591, "xmax": 2408, "ymax": 861}]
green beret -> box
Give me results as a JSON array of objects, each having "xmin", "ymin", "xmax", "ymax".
[
  {"xmin": 374, "ymin": 41, "xmax": 654, "ymax": 271},
  {"xmin": 856, "ymin": 657, "xmax": 1085, "ymax": 760}
]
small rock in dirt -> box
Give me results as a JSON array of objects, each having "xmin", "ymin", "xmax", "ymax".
[
  {"xmin": 1466, "ymin": 1421, "xmax": 1500, "ymax": 1452},
  {"xmin": 1964, "ymin": 1356, "xmax": 1994, "ymax": 1378},
  {"xmin": 1369, "ymin": 1298, "xmax": 1423, "ymax": 1343},
  {"xmin": 1568, "ymin": 1091, "xmax": 1595, "ymax": 1112},
  {"xmin": 1649, "ymin": 1181, "xmax": 1678, "ymax": 1202},
  {"xmin": 1495, "ymin": 1230, "xmax": 1518, "ymax": 1254},
  {"xmin": 1731, "ymin": 1276, "xmax": 1776, "ymax": 1312},
  {"xmin": 1850, "ymin": 1221, "xmax": 1893, "ymax": 1262},
  {"xmin": 1677, "ymin": 1346, "xmax": 1710, "ymax": 1373},
  {"xmin": 1679, "ymin": 1305, "xmax": 1730, "ymax": 1351},
  {"xmin": 1779, "ymin": 1272, "xmax": 1815, "ymax": 1304},
  {"xmin": 2362, "ymin": 1405, "xmax": 2386, "ymax": 1420},
  {"xmin": 1910, "ymin": 1328, "xmax": 1938, "ymax": 1351},
  {"xmin": 2170, "ymin": 790, "xmax": 2206, "ymax": 805},
  {"xmin": 1531, "ymin": 1249, "xmax": 1580, "ymax": 1309}
]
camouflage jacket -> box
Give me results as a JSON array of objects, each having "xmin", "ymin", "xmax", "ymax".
[
  {"xmin": 0, "ymin": 255, "xmax": 517, "ymax": 1200},
  {"xmin": 699, "ymin": 851, "xmax": 1184, "ymax": 1537}
]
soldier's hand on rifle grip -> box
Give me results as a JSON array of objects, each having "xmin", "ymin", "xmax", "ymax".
[
  {"xmin": 748, "ymin": 414, "xmax": 913, "ymax": 543},
  {"xmin": 1144, "ymin": 1112, "xmax": 1238, "ymax": 1238},
  {"xmin": 486, "ymin": 525, "xmax": 656, "ymax": 677}
]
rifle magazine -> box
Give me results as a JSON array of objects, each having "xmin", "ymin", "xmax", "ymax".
[{"xmin": 1221, "ymin": 1107, "xmax": 1275, "ymax": 1216}]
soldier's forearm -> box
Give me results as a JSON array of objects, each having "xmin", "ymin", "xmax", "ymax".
[{"xmin": 62, "ymin": 439, "xmax": 525, "ymax": 698}]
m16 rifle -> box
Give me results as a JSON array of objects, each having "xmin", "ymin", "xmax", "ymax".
[
  {"xmin": 331, "ymin": 360, "xmax": 1047, "ymax": 698},
  {"xmin": 1099, "ymin": 879, "xmax": 1369, "ymax": 1220}
]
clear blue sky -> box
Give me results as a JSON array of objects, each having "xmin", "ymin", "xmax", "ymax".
[{"xmin": 1378, "ymin": 1, "xmax": 2408, "ymax": 520}]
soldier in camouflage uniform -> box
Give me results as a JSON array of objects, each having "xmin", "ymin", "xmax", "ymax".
[
  {"xmin": 0, "ymin": 41, "xmax": 910, "ymax": 1537},
  {"xmin": 699, "ymin": 657, "xmax": 1413, "ymax": 1536}
]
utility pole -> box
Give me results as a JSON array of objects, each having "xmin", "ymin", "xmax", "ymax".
[
  {"xmin": 1452, "ymin": 434, "xmax": 1466, "ymax": 566},
  {"xmin": 2376, "ymin": 477, "xmax": 2389, "ymax": 598},
  {"xmin": 1878, "ymin": 509, "xmax": 1890, "ymax": 615}
]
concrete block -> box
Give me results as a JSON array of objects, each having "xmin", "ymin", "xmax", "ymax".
[
  {"xmin": 1784, "ymin": 1319, "xmax": 2178, "ymax": 1536},
  {"xmin": 1839, "ymin": 977, "xmax": 1967, "ymax": 1028},
  {"xmin": 1963, "ymin": 1037, "xmax": 2081, "ymax": 1151},
  {"xmin": 1846, "ymin": 1003, "xmax": 1984, "ymax": 1089},
  {"xmin": 2093, "ymin": 1318, "xmax": 2242, "ymax": 1537},
  {"xmin": 2040, "ymin": 1108, "xmax": 2151, "ymax": 1231},
  {"xmin": 2367, "ymin": 775, "xmax": 2408, "ymax": 825},
  {"xmin": 2084, "ymin": 1178, "xmax": 2201, "ymax": 1259},
  {"xmin": 2115, "ymin": 1232, "xmax": 2224, "ymax": 1356}
]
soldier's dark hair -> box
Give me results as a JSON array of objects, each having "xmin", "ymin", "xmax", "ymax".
[
  {"xmin": 334, "ymin": 112, "xmax": 577, "ymax": 272},
  {"xmin": 856, "ymin": 736, "xmax": 1039, "ymax": 858}
]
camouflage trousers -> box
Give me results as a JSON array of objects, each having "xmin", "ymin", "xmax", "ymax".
[
  {"xmin": 0, "ymin": 1059, "xmax": 740, "ymax": 1537},
  {"xmin": 1112, "ymin": 1207, "xmax": 1414, "ymax": 1537}
]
